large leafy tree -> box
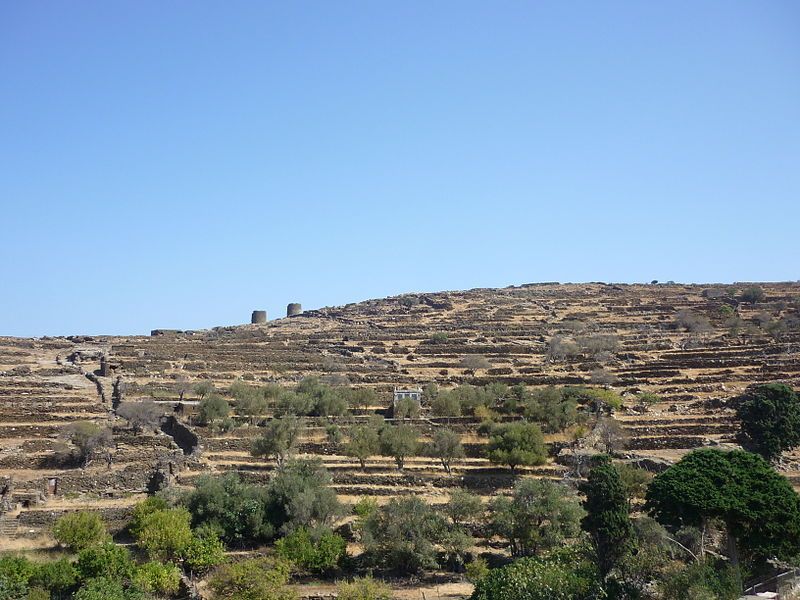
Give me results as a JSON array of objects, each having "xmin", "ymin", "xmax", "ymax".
[
  {"xmin": 489, "ymin": 479, "xmax": 584, "ymax": 557},
  {"xmin": 265, "ymin": 458, "xmax": 343, "ymax": 536},
  {"xmin": 645, "ymin": 448, "xmax": 800, "ymax": 569},
  {"xmin": 579, "ymin": 454, "xmax": 635, "ymax": 577},
  {"xmin": 523, "ymin": 386, "xmax": 579, "ymax": 433},
  {"xmin": 361, "ymin": 496, "xmax": 447, "ymax": 574},
  {"xmin": 183, "ymin": 473, "xmax": 275, "ymax": 543},
  {"xmin": 486, "ymin": 422, "xmax": 547, "ymax": 475},
  {"xmin": 736, "ymin": 383, "xmax": 800, "ymax": 461}
]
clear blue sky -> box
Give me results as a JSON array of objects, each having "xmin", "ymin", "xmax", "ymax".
[{"xmin": 1, "ymin": 2, "xmax": 798, "ymax": 337}]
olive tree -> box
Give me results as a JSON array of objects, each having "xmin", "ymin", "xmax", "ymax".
[
  {"xmin": 251, "ymin": 416, "xmax": 300, "ymax": 467},
  {"xmin": 379, "ymin": 424, "xmax": 418, "ymax": 470},
  {"xmin": 489, "ymin": 479, "xmax": 584, "ymax": 557},
  {"xmin": 486, "ymin": 422, "xmax": 547, "ymax": 475},
  {"xmin": 429, "ymin": 428, "xmax": 465, "ymax": 474}
]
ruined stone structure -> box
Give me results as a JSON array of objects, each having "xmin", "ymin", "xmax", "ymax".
[
  {"xmin": 251, "ymin": 310, "xmax": 267, "ymax": 324},
  {"xmin": 287, "ymin": 303, "xmax": 302, "ymax": 317}
]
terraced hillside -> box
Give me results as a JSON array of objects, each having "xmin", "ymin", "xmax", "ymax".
[{"xmin": 1, "ymin": 282, "xmax": 799, "ymax": 597}]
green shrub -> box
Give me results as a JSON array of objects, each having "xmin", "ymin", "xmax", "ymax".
[
  {"xmin": 524, "ymin": 387, "xmax": 579, "ymax": 433},
  {"xmin": 208, "ymin": 557, "xmax": 295, "ymax": 600},
  {"xmin": 182, "ymin": 473, "xmax": 274, "ymax": 544},
  {"xmin": 336, "ymin": 576, "xmax": 392, "ymax": 600},
  {"xmin": 444, "ymin": 489, "xmax": 483, "ymax": 526},
  {"xmin": 429, "ymin": 333, "xmax": 449, "ymax": 344},
  {"xmin": 133, "ymin": 507, "xmax": 193, "ymax": 561},
  {"xmin": 26, "ymin": 587, "xmax": 49, "ymax": 600},
  {"xmin": 636, "ymin": 392, "xmax": 662, "ymax": 404},
  {"xmin": 76, "ymin": 543, "xmax": 135, "ymax": 581},
  {"xmin": 133, "ymin": 561, "xmax": 181, "ymax": 595},
  {"xmin": 465, "ymin": 557, "xmax": 489, "ymax": 583},
  {"xmin": 182, "ymin": 532, "xmax": 225, "ymax": 573},
  {"xmin": 275, "ymin": 527, "xmax": 346, "ymax": 573},
  {"xmin": 660, "ymin": 559, "xmax": 742, "ymax": 600},
  {"xmin": 740, "ymin": 286, "xmax": 765, "ymax": 304},
  {"xmin": 379, "ymin": 425, "xmax": 418, "ymax": 470},
  {"xmin": 198, "ymin": 394, "xmax": 230, "ymax": 427},
  {"xmin": 0, "ymin": 555, "xmax": 36, "ymax": 599},
  {"xmin": 52, "ymin": 511, "xmax": 109, "ymax": 551},
  {"xmin": 470, "ymin": 548, "xmax": 603, "ymax": 600},
  {"xmin": 30, "ymin": 558, "xmax": 78, "ymax": 596},
  {"xmin": 72, "ymin": 576, "xmax": 149, "ymax": 600},
  {"xmin": 352, "ymin": 497, "xmax": 378, "ymax": 519}
]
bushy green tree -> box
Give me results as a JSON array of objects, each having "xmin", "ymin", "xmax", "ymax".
[
  {"xmin": 231, "ymin": 381, "xmax": 268, "ymax": 424},
  {"xmin": 740, "ymin": 286, "xmax": 765, "ymax": 304},
  {"xmin": 52, "ymin": 511, "xmax": 109, "ymax": 552},
  {"xmin": 524, "ymin": 386, "xmax": 579, "ymax": 433},
  {"xmin": 444, "ymin": 489, "xmax": 483, "ymax": 526},
  {"xmin": 379, "ymin": 424, "xmax": 418, "ymax": 470},
  {"xmin": 431, "ymin": 393, "xmax": 462, "ymax": 418},
  {"xmin": 736, "ymin": 383, "xmax": 800, "ymax": 461},
  {"xmin": 0, "ymin": 555, "xmax": 35, "ymax": 600},
  {"xmin": 362, "ymin": 496, "xmax": 446, "ymax": 574},
  {"xmin": 73, "ymin": 577, "xmax": 149, "ymax": 600},
  {"xmin": 182, "ymin": 531, "xmax": 225, "ymax": 573},
  {"xmin": 198, "ymin": 394, "xmax": 230, "ymax": 427},
  {"xmin": 470, "ymin": 548, "xmax": 603, "ymax": 600},
  {"xmin": 76, "ymin": 543, "xmax": 135, "ymax": 581},
  {"xmin": 133, "ymin": 507, "xmax": 194, "ymax": 561},
  {"xmin": 393, "ymin": 397, "xmax": 420, "ymax": 420},
  {"xmin": 343, "ymin": 387, "xmax": 379, "ymax": 413},
  {"xmin": 208, "ymin": 557, "xmax": 295, "ymax": 600},
  {"xmin": 615, "ymin": 463, "xmax": 653, "ymax": 507},
  {"xmin": 580, "ymin": 454, "xmax": 635, "ymax": 577},
  {"xmin": 660, "ymin": 559, "xmax": 742, "ymax": 600},
  {"xmin": 344, "ymin": 425, "xmax": 380, "ymax": 470},
  {"xmin": 429, "ymin": 428, "xmax": 464, "ymax": 474},
  {"xmin": 645, "ymin": 448, "xmax": 800, "ymax": 569},
  {"xmin": 275, "ymin": 527, "xmax": 346, "ymax": 573},
  {"xmin": 490, "ymin": 479, "xmax": 584, "ymax": 557},
  {"xmin": 265, "ymin": 458, "xmax": 343, "ymax": 536},
  {"xmin": 183, "ymin": 473, "xmax": 274, "ymax": 543},
  {"xmin": 193, "ymin": 381, "xmax": 215, "ymax": 401},
  {"xmin": 486, "ymin": 422, "xmax": 547, "ymax": 474},
  {"xmin": 251, "ymin": 416, "xmax": 300, "ymax": 467},
  {"xmin": 31, "ymin": 557, "xmax": 78, "ymax": 597},
  {"xmin": 133, "ymin": 561, "xmax": 181, "ymax": 596}
]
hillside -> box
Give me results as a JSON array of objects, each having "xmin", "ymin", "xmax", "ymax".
[{"xmin": 1, "ymin": 281, "xmax": 799, "ymax": 597}]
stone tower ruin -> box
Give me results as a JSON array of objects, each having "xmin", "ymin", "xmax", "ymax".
[
  {"xmin": 287, "ymin": 303, "xmax": 302, "ymax": 317},
  {"xmin": 251, "ymin": 310, "xmax": 267, "ymax": 324}
]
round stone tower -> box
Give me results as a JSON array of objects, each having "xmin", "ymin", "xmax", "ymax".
[
  {"xmin": 287, "ymin": 303, "xmax": 302, "ymax": 317},
  {"xmin": 251, "ymin": 310, "xmax": 267, "ymax": 324}
]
